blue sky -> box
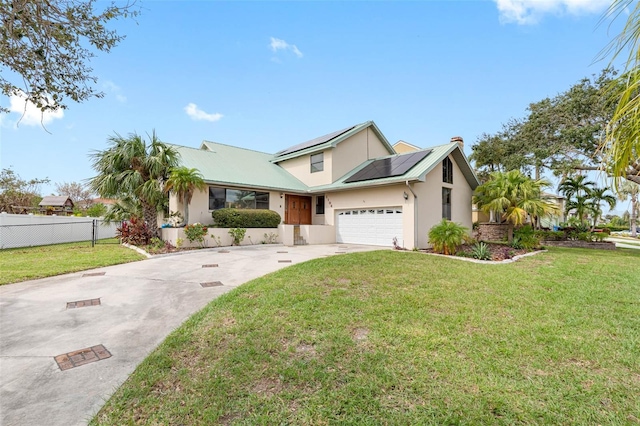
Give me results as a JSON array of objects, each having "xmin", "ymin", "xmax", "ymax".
[{"xmin": 0, "ymin": 0, "xmax": 629, "ymax": 210}]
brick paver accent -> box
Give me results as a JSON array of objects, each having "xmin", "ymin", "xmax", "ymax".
[
  {"xmin": 82, "ymin": 272, "xmax": 105, "ymax": 277},
  {"xmin": 66, "ymin": 298, "xmax": 101, "ymax": 309},
  {"xmin": 54, "ymin": 345, "xmax": 112, "ymax": 371},
  {"xmin": 202, "ymin": 264, "xmax": 219, "ymax": 268},
  {"xmin": 218, "ymin": 250, "xmax": 230, "ymax": 253},
  {"xmin": 278, "ymin": 260, "xmax": 292, "ymax": 263},
  {"xmin": 200, "ymin": 281, "xmax": 224, "ymax": 288}
]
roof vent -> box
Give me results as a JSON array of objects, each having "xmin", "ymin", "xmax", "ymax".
[{"xmin": 450, "ymin": 136, "xmax": 464, "ymax": 148}]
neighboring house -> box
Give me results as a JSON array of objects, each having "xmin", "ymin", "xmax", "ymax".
[
  {"xmin": 39, "ymin": 196, "xmax": 74, "ymax": 216},
  {"xmin": 392, "ymin": 140, "xmax": 421, "ymax": 154},
  {"xmin": 168, "ymin": 121, "xmax": 479, "ymax": 249}
]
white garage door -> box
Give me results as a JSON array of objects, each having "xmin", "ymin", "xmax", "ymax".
[{"xmin": 336, "ymin": 208, "xmax": 403, "ymax": 247}]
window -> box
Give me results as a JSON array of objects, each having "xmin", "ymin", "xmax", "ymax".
[
  {"xmin": 209, "ymin": 187, "xmax": 270, "ymax": 211},
  {"xmin": 442, "ymin": 187, "xmax": 452, "ymax": 220},
  {"xmin": 443, "ymin": 157, "xmax": 453, "ymax": 184},
  {"xmin": 310, "ymin": 153, "xmax": 324, "ymax": 173},
  {"xmin": 315, "ymin": 195, "xmax": 325, "ymax": 215}
]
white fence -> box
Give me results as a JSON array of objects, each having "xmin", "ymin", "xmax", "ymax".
[{"xmin": 0, "ymin": 213, "xmax": 120, "ymax": 249}]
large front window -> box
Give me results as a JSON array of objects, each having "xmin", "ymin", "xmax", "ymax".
[
  {"xmin": 209, "ymin": 187, "xmax": 270, "ymax": 210},
  {"xmin": 310, "ymin": 153, "xmax": 324, "ymax": 173},
  {"xmin": 443, "ymin": 157, "xmax": 453, "ymax": 184}
]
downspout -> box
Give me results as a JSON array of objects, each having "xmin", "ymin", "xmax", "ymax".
[{"xmin": 405, "ymin": 180, "xmax": 418, "ymax": 249}]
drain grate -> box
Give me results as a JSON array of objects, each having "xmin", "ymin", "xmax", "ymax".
[
  {"xmin": 82, "ymin": 272, "xmax": 105, "ymax": 277},
  {"xmin": 55, "ymin": 345, "xmax": 112, "ymax": 371},
  {"xmin": 278, "ymin": 260, "xmax": 292, "ymax": 263},
  {"xmin": 218, "ymin": 250, "xmax": 230, "ymax": 254},
  {"xmin": 67, "ymin": 298, "xmax": 101, "ymax": 309},
  {"xmin": 201, "ymin": 281, "xmax": 224, "ymax": 287},
  {"xmin": 277, "ymin": 251, "xmax": 288, "ymax": 253},
  {"xmin": 202, "ymin": 264, "xmax": 219, "ymax": 268},
  {"xmin": 335, "ymin": 251, "xmax": 346, "ymax": 254}
]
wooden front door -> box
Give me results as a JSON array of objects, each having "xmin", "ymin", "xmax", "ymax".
[{"xmin": 285, "ymin": 195, "xmax": 312, "ymax": 225}]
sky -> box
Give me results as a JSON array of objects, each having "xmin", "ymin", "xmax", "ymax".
[{"xmin": 0, "ymin": 0, "xmax": 633, "ymax": 212}]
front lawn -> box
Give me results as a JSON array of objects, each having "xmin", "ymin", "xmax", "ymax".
[
  {"xmin": 93, "ymin": 248, "xmax": 640, "ymax": 425},
  {"xmin": 0, "ymin": 240, "xmax": 145, "ymax": 285}
]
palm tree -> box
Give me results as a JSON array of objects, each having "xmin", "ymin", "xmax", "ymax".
[
  {"xmin": 557, "ymin": 175, "xmax": 596, "ymax": 223},
  {"xmin": 165, "ymin": 167, "xmax": 205, "ymax": 225},
  {"xmin": 617, "ymin": 179, "xmax": 639, "ymax": 237},
  {"xmin": 587, "ymin": 187, "xmax": 617, "ymax": 228},
  {"xmin": 473, "ymin": 170, "xmax": 560, "ymax": 242},
  {"xmin": 89, "ymin": 131, "xmax": 179, "ymax": 237},
  {"xmin": 600, "ymin": 0, "xmax": 640, "ymax": 186}
]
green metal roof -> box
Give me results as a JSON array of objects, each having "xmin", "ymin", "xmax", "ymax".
[
  {"xmin": 169, "ymin": 142, "xmax": 309, "ymax": 192},
  {"xmin": 309, "ymin": 142, "xmax": 480, "ymax": 192},
  {"xmin": 271, "ymin": 121, "xmax": 395, "ymax": 163}
]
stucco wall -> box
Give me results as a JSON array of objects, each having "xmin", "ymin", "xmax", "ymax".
[
  {"xmin": 277, "ymin": 149, "xmax": 333, "ymax": 187},
  {"xmin": 161, "ymin": 227, "xmax": 281, "ymax": 248},
  {"xmin": 413, "ymin": 154, "xmax": 473, "ymax": 248},
  {"xmin": 332, "ymin": 128, "xmax": 390, "ymax": 182}
]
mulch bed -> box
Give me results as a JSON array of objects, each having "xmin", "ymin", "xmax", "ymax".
[{"xmin": 422, "ymin": 243, "xmax": 538, "ymax": 262}]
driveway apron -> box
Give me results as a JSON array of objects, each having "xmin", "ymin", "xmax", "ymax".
[{"xmin": 0, "ymin": 244, "xmax": 384, "ymax": 426}]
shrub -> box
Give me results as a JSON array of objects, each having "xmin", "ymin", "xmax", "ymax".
[
  {"xmin": 512, "ymin": 226, "xmax": 542, "ymax": 249},
  {"xmin": 184, "ymin": 223, "xmax": 208, "ymax": 247},
  {"xmin": 428, "ymin": 219, "xmax": 468, "ymax": 255},
  {"xmin": 471, "ymin": 242, "xmax": 492, "ymax": 260},
  {"xmin": 262, "ymin": 232, "xmax": 278, "ymax": 244},
  {"xmin": 212, "ymin": 209, "xmax": 281, "ymax": 228},
  {"xmin": 117, "ymin": 217, "xmax": 151, "ymax": 246},
  {"xmin": 535, "ymin": 230, "xmax": 565, "ymax": 241},
  {"xmin": 228, "ymin": 228, "xmax": 247, "ymax": 246}
]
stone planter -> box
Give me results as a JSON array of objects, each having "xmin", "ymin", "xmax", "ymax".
[{"xmin": 476, "ymin": 223, "xmax": 510, "ymax": 242}]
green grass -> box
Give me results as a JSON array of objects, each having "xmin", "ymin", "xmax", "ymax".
[
  {"xmin": 92, "ymin": 248, "xmax": 640, "ymax": 425},
  {"xmin": 0, "ymin": 240, "xmax": 145, "ymax": 285}
]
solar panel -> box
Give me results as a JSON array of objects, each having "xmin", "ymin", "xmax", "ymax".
[
  {"xmin": 344, "ymin": 150, "xmax": 432, "ymax": 183},
  {"xmin": 275, "ymin": 125, "xmax": 356, "ymax": 157}
]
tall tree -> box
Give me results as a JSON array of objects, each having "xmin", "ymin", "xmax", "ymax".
[
  {"xmin": 600, "ymin": 0, "xmax": 640, "ymax": 186},
  {"xmin": 470, "ymin": 69, "xmax": 618, "ymax": 181},
  {"xmin": 165, "ymin": 167, "xmax": 205, "ymax": 226},
  {"xmin": 89, "ymin": 131, "xmax": 179, "ymax": 237},
  {"xmin": 587, "ymin": 187, "xmax": 617, "ymax": 228},
  {"xmin": 55, "ymin": 181, "xmax": 93, "ymax": 209},
  {"xmin": 0, "ymin": 0, "xmax": 138, "ymax": 114},
  {"xmin": 0, "ymin": 167, "xmax": 49, "ymax": 212},
  {"xmin": 473, "ymin": 170, "xmax": 559, "ymax": 241},
  {"xmin": 557, "ymin": 175, "xmax": 596, "ymax": 223}
]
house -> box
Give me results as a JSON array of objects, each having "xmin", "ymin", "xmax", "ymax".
[
  {"xmin": 39, "ymin": 196, "xmax": 74, "ymax": 216},
  {"xmin": 392, "ymin": 140, "xmax": 421, "ymax": 154},
  {"xmin": 168, "ymin": 121, "xmax": 479, "ymax": 249}
]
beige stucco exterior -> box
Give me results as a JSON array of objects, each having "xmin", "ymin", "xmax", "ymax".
[
  {"xmin": 277, "ymin": 127, "xmax": 390, "ymax": 188},
  {"xmin": 392, "ymin": 140, "xmax": 420, "ymax": 154}
]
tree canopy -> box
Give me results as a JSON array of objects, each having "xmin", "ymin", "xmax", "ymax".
[
  {"xmin": 470, "ymin": 69, "xmax": 618, "ymax": 183},
  {"xmin": 0, "ymin": 167, "xmax": 49, "ymax": 212},
  {"xmin": 0, "ymin": 0, "xmax": 138, "ymax": 114}
]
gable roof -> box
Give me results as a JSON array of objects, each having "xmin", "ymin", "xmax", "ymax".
[
  {"xmin": 310, "ymin": 142, "xmax": 480, "ymax": 192},
  {"xmin": 170, "ymin": 142, "xmax": 308, "ymax": 192},
  {"xmin": 272, "ymin": 121, "xmax": 395, "ymax": 163},
  {"xmin": 39, "ymin": 196, "xmax": 73, "ymax": 207},
  {"xmin": 392, "ymin": 140, "xmax": 421, "ymax": 153}
]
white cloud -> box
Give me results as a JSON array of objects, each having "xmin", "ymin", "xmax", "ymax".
[
  {"xmin": 102, "ymin": 80, "xmax": 127, "ymax": 103},
  {"xmin": 269, "ymin": 37, "xmax": 303, "ymax": 58},
  {"xmin": 7, "ymin": 92, "xmax": 64, "ymax": 126},
  {"xmin": 184, "ymin": 103, "xmax": 223, "ymax": 122},
  {"xmin": 494, "ymin": 0, "xmax": 610, "ymax": 24}
]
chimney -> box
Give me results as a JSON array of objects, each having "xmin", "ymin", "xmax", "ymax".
[{"xmin": 451, "ymin": 136, "xmax": 463, "ymax": 149}]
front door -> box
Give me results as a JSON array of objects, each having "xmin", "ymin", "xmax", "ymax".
[{"xmin": 285, "ymin": 195, "xmax": 312, "ymax": 225}]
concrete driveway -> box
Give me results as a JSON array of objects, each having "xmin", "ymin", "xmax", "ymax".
[{"xmin": 0, "ymin": 244, "xmax": 384, "ymax": 426}]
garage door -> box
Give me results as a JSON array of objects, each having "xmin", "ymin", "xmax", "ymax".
[{"xmin": 336, "ymin": 208, "xmax": 403, "ymax": 247}]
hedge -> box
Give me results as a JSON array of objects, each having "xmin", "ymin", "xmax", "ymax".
[{"xmin": 212, "ymin": 208, "xmax": 281, "ymax": 228}]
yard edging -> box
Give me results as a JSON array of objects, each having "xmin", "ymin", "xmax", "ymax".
[{"xmin": 405, "ymin": 249, "xmax": 548, "ymax": 264}]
